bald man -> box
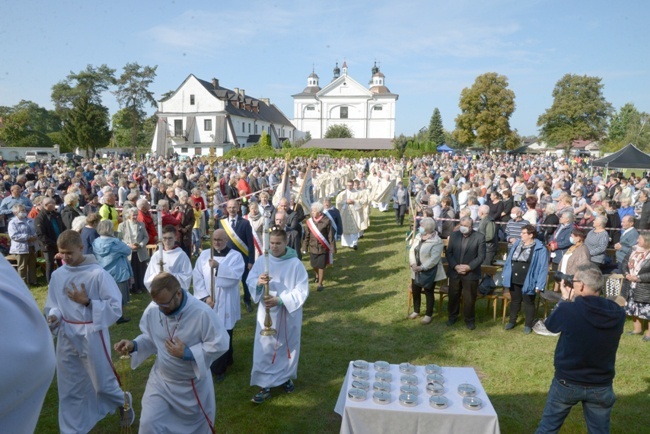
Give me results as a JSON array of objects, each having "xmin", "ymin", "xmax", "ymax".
[{"xmin": 193, "ymin": 229, "xmax": 245, "ymax": 381}]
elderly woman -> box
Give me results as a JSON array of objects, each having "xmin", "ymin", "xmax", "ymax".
[
  {"xmin": 502, "ymin": 224, "xmax": 549, "ymax": 333},
  {"xmin": 8, "ymin": 204, "xmax": 38, "ymax": 285},
  {"xmin": 93, "ymin": 220, "xmax": 133, "ymax": 324},
  {"xmin": 245, "ymin": 201, "xmax": 264, "ymax": 261},
  {"xmin": 61, "ymin": 193, "xmax": 83, "ymax": 231},
  {"xmin": 558, "ymin": 228, "xmax": 591, "ymax": 293},
  {"xmin": 258, "ymin": 191, "xmax": 275, "ymax": 216},
  {"xmin": 621, "ymin": 232, "xmax": 650, "ymax": 341},
  {"xmin": 408, "ymin": 217, "xmax": 446, "ymax": 324},
  {"xmin": 539, "ymin": 202, "xmax": 559, "ymax": 243},
  {"xmin": 118, "ymin": 207, "xmax": 150, "ymax": 294},
  {"xmin": 584, "ymin": 215, "xmax": 610, "ymax": 266},
  {"xmin": 302, "ymin": 201, "xmax": 336, "ymax": 292},
  {"xmin": 81, "ymin": 213, "xmax": 100, "ymax": 254}
]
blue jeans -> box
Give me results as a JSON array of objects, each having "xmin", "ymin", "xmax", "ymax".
[
  {"xmin": 536, "ymin": 377, "xmax": 616, "ymax": 434},
  {"xmin": 191, "ymin": 228, "xmax": 201, "ymax": 256}
]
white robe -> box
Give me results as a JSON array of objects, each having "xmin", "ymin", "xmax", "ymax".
[
  {"xmin": 246, "ymin": 252, "xmax": 309, "ymax": 388},
  {"xmin": 192, "ymin": 248, "xmax": 244, "ymax": 330},
  {"xmin": 0, "ymin": 255, "xmax": 55, "ymax": 433},
  {"xmin": 44, "ymin": 256, "xmax": 124, "ymax": 434},
  {"xmin": 130, "ymin": 293, "xmax": 228, "ymax": 434},
  {"xmin": 336, "ymin": 189, "xmax": 362, "ymax": 247},
  {"xmin": 144, "ymin": 247, "xmax": 193, "ymax": 292}
]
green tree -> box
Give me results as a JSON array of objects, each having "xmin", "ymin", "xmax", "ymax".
[
  {"xmin": 606, "ymin": 103, "xmax": 650, "ymax": 151},
  {"xmin": 537, "ymin": 74, "xmax": 613, "ymax": 152},
  {"xmin": 393, "ymin": 134, "xmax": 408, "ymax": 155},
  {"xmin": 113, "ymin": 63, "xmax": 158, "ymax": 150},
  {"xmin": 51, "ymin": 64, "xmax": 115, "ymax": 117},
  {"xmin": 282, "ymin": 139, "xmax": 291, "ymax": 149},
  {"xmin": 324, "ymin": 124, "xmax": 354, "ymax": 138},
  {"xmin": 64, "ymin": 95, "xmax": 111, "ymax": 156},
  {"xmin": 428, "ymin": 108, "xmax": 445, "ymax": 146},
  {"xmin": 258, "ymin": 130, "xmax": 272, "ymax": 148},
  {"xmin": 0, "ymin": 100, "xmax": 61, "ymax": 147},
  {"xmin": 452, "ymin": 72, "xmax": 516, "ymax": 151}
]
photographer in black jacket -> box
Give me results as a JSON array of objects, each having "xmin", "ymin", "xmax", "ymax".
[{"xmin": 535, "ymin": 264, "xmax": 625, "ymax": 434}]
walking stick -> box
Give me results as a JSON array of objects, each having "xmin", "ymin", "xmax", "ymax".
[{"xmin": 406, "ymin": 200, "xmax": 417, "ymax": 319}]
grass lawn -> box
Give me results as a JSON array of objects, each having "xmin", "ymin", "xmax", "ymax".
[{"xmin": 32, "ymin": 208, "xmax": 650, "ymax": 433}]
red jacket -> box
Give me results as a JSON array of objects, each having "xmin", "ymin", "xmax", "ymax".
[
  {"xmin": 237, "ymin": 178, "xmax": 251, "ymax": 196},
  {"xmin": 138, "ymin": 210, "xmax": 157, "ymax": 244},
  {"xmin": 162, "ymin": 210, "xmax": 181, "ymax": 227}
]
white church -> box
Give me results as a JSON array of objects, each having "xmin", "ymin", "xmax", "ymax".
[{"xmin": 292, "ymin": 62, "xmax": 398, "ymax": 140}]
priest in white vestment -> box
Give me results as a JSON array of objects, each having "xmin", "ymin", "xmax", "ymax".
[
  {"xmin": 0, "ymin": 255, "xmax": 55, "ymax": 433},
  {"xmin": 374, "ymin": 174, "xmax": 396, "ymax": 212},
  {"xmin": 115, "ymin": 272, "xmax": 228, "ymax": 434},
  {"xmin": 193, "ymin": 229, "xmax": 245, "ymax": 381},
  {"xmin": 144, "ymin": 225, "xmax": 192, "ymax": 292},
  {"xmin": 246, "ymin": 228, "xmax": 309, "ymax": 404},
  {"xmin": 336, "ymin": 180, "xmax": 362, "ymax": 249},
  {"xmin": 44, "ymin": 230, "xmax": 132, "ymax": 433}
]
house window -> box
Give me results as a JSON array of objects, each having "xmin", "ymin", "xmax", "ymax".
[
  {"xmin": 373, "ymin": 105, "xmax": 383, "ymax": 111},
  {"xmin": 174, "ymin": 120, "xmax": 183, "ymax": 136},
  {"xmin": 248, "ymin": 123, "xmax": 251, "ymax": 133},
  {"xmin": 195, "ymin": 147, "xmax": 202, "ymax": 155},
  {"xmin": 204, "ymin": 119, "xmax": 212, "ymax": 131},
  {"xmin": 306, "ymin": 105, "xmax": 315, "ymax": 111},
  {"xmin": 255, "ymin": 124, "xmax": 258, "ymax": 134},
  {"xmin": 190, "ymin": 95, "xmax": 195, "ymax": 105},
  {"xmin": 242, "ymin": 122, "xmax": 245, "ymax": 132},
  {"xmin": 181, "ymin": 147, "xmax": 188, "ymax": 153},
  {"xmin": 340, "ymin": 107, "xmax": 348, "ymax": 119}
]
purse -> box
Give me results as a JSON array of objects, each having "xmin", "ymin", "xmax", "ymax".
[{"xmin": 413, "ymin": 239, "xmax": 438, "ymax": 288}]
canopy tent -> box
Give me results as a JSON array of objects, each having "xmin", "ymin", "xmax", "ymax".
[
  {"xmin": 436, "ymin": 144, "xmax": 454, "ymax": 153},
  {"xmin": 591, "ymin": 143, "xmax": 650, "ymax": 169},
  {"xmin": 507, "ymin": 144, "xmax": 530, "ymax": 155}
]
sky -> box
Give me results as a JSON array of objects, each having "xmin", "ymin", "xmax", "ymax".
[{"xmin": 2, "ymin": 0, "xmax": 650, "ymax": 138}]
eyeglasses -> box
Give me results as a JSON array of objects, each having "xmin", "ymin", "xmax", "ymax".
[{"xmin": 156, "ymin": 290, "xmax": 179, "ymax": 307}]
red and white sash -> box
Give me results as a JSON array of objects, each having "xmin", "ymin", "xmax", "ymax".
[
  {"xmin": 244, "ymin": 215, "xmax": 263, "ymax": 256},
  {"xmin": 306, "ymin": 218, "xmax": 333, "ymax": 265}
]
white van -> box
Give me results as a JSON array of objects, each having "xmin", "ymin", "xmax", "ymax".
[{"xmin": 25, "ymin": 151, "xmax": 54, "ymax": 163}]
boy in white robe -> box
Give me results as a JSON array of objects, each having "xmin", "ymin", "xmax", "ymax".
[
  {"xmin": 246, "ymin": 228, "xmax": 309, "ymax": 404},
  {"xmin": 115, "ymin": 272, "xmax": 228, "ymax": 434},
  {"xmin": 193, "ymin": 229, "xmax": 245, "ymax": 381},
  {"xmin": 144, "ymin": 225, "xmax": 192, "ymax": 292},
  {"xmin": 0, "ymin": 255, "xmax": 55, "ymax": 433},
  {"xmin": 44, "ymin": 230, "xmax": 134, "ymax": 433}
]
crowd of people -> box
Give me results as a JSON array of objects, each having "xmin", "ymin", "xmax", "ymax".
[{"xmin": 2, "ymin": 149, "xmax": 649, "ymax": 432}]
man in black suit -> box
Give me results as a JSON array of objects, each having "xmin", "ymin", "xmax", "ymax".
[
  {"xmin": 275, "ymin": 210, "xmax": 301, "ymax": 259},
  {"xmin": 323, "ymin": 198, "xmax": 343, "ymax": 241},
  {"xmin": 272, "ymin": 197, "xmax": 305, "ymax": 240},
  {"xmin": 35, "ymin": 197, "xmax": 65, "ymax": 282},
  {"xmin": 445, "ymin": 216, "xmax": 486, "ymax": 330},
  {"xmin": 217, "ymin": 200, "xmax": 255, "ymax": 312}
]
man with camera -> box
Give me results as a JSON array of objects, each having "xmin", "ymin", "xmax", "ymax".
[{"xmin": 536, "ymin": 264, "xmax": 625, "ymax": 434}]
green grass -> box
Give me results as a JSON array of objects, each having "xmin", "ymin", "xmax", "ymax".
[{"xmin": 32, "ymin": 209, "xmax": 650, "ymax": 433}]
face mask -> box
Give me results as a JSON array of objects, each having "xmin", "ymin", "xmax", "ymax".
[
  {"xmin": 459, "ymin": 226, "xmax": 470, "ymax": 235},
  {"xmin": 569, "ymin": 236, "xmax": 576, "ymax": 245},
  {"xmin": 592, "ymin": 212, "xmax": 598, "ymax": 217},
  {"xmin": 510, "ymin": 213, "xmax": 517, "ymax": 219},
  {"xmin": 18, "ymin": 212, "xmax": 26, "ymax": 219},
  {"xmin": 418, "ymin": 227, "xmax": 425, "ymax": 235}
]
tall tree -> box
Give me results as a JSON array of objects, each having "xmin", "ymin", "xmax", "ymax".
[
  {"xmin": 607, "ymin": 103, "xmax": 650, "ymax": 151},
  {"xmin": 51, "ymin": 64, "xmax": 115, "ymax": 117},
  {"xmin": 537, "ymin": 74, "xmax": 613, "ymax": 152},
  {"xmin": 64, "ymin": 95, "xmax": 111, "ymax": 156},
  {"xmin": 452, "ymin": 72, "xmax": 517, "ymax": 151},
  {"xmin": 0, "ymin": 100, "xmax": 61, "ymax": 147},
  {"xmin": 428, "ymin": 108, "xmax": 445, "ymax": 146},
  {"xmin": 113, "ymin": 63, "xmax": 158, "ymax": 150},
  {"xmin": 324, "ymin": 124, "xmax": 354, "ymax": 138}
]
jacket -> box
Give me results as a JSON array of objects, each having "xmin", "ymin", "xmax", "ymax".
[
  {"xmin": 302, "ymin": 215, "xmax": 336, "ymax": 255},
  {"xmin": 92, "ymin": 236, "xmax": 133, "ymax": 283},
  {"xmin": 563, "ymin": 244, "xmax": 591, "ymax": 276},
  {"xmin": 408, "ymin": 233, "xmax": 447, "ymax": 283},
  {"xmin": 8, "ymin": 217, "xmax": 37, "ymax": 254},
  {"xmin": 446, "ymin": 229, "xmax": 486, "ymax": 280},
  {"xmin": 502, "ymin": 239, "xmax": 549, "ymax": 295},
  {"xmin": 616, "ymin": 228, "xmax": 639, "ymax": 264},
  {"xmin": 138, "ymin": 210, "xmax": 157, "ymax": 245},
  {"xmin": 35, "ymin": 210, "xmax": 64, "ymax": 251},
  {"xmin": 477, "ymin": 216, "xmax": 497, "ymax": 252},
  {"xmin": 61, "ymin": 205, "xmax": 83, "ymax": 231},
  {"xmin": 217, "ymin": 216, "xmax": 255, "ymax": 265},
  {"xmin": 621, "ymin": 249, "xmax": 650, "ymax": 304},
  {"xmin": 550, "ymin": 223, "xmax": 575, "ymax": 264},
  {"xmin": 117, "ymin": 220, "xmax": 150, "ymax": 262}
]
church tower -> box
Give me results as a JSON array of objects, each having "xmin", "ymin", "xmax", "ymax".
[
  {"xmin": 302, "ymin": 68, "xmax": 321, "ymax": 94},
  {"xmin": 333, "ymin": 62, "xmax": 340, "ymax": 81},
  {"xmin": 342, "ymin": 60, "xmax": 348, "ymax": 76}
]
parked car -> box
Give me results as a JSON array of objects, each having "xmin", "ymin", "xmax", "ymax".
[{"xmin": 25, "ymin": 151, "xmax": 55, "ymax": 163}]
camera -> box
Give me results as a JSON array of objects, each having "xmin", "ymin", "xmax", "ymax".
[{"xmin": 553, "ymin": 272, "xmax": 575, "ymax": 288}]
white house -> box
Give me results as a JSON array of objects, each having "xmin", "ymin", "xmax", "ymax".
[
  {"xmin": 151, "ymin": 74, "xmax": 296, "ymax": 157},
  {"xmin": 292, "ymin": 62, "xmax": 398, "ymax": 140}
]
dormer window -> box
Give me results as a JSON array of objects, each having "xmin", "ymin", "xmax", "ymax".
[{"xmin": 190, "ymin": 95, "xmax": 195, "ymax": 105}]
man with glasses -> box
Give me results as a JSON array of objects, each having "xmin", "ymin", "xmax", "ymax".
[
  {"xmin": 192, "ymin": 229, "xmax": 245, "ymax": 382},
  {"xmin": 144, "ymin": 225, "xmax": 192, "ymax": 293},
  {"xmin": 115, "ymin": 272, "xmax": 228, "ymax": 434},
  {"xmin": 536, "ymin": 264, "xmax": 625, "ymax": 434}
]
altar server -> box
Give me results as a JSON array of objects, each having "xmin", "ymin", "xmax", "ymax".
[
  {"xmin": 115, "ymin": 273, "xmax": 228, "ymax": 434},
  {"xmin": 193, "ymin": 229, "xmax": 245, "ymax": 381},
  {"xmin": 336, "ymin": 180, "xmax": 363, "ymax": 249},
  {"xmin": 0, "ymin": 255, "xmax": 55, "ymax": 433},
  {"xmin": 247, "ymin": 228, "xmax": 309, "ymax": 403},
  {"xmin": 144, "ymin": 225, "xmax": 192, "ymax": 292},
  {"xmin": 44, "ymin": 230, "xmax": 134, "ymax": 433}
]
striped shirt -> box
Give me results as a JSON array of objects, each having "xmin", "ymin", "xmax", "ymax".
[{"xmin": 584, "ymin": 230, "xmax": 609, "ymax": 264}]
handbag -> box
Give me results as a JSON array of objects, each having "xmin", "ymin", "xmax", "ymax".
[
  {"xmin": 478, "ymin": 274, "xmax": 496, "ymax": 295},
  {"xmin": 413, "ymin": 238, "xmax": 438, "ymax": 288}
]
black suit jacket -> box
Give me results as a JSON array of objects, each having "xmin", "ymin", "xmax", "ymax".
[
  {"xmin": 446, "ymin": 230, "xmax": 486, "ymax": 281},
  {"xmin": 218, "ymin": 216, "xmax": 255, "ymax": 266},
  {"xmin": 35, "ymin": 210, "xmax": 65, "ymax": 252}
]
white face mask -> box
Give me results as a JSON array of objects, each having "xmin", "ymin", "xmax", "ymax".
[
  {"xmin": 18, "ymin": 212, "xmax": 27, "ymax": 219},
  {"xmin": 459, "ymin": 226, "xmax": 470, "ymax": 235},
  {"xmin": 511, "ymin": 213, "xmax": 517, "ymax": 219},
  {"xmin": 418, "ymin": 227, "xmax": 425, "ymax": 235},
  {"xmin": 569, "ymin": 236, "xmax": 576, "ymax": 245}
]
